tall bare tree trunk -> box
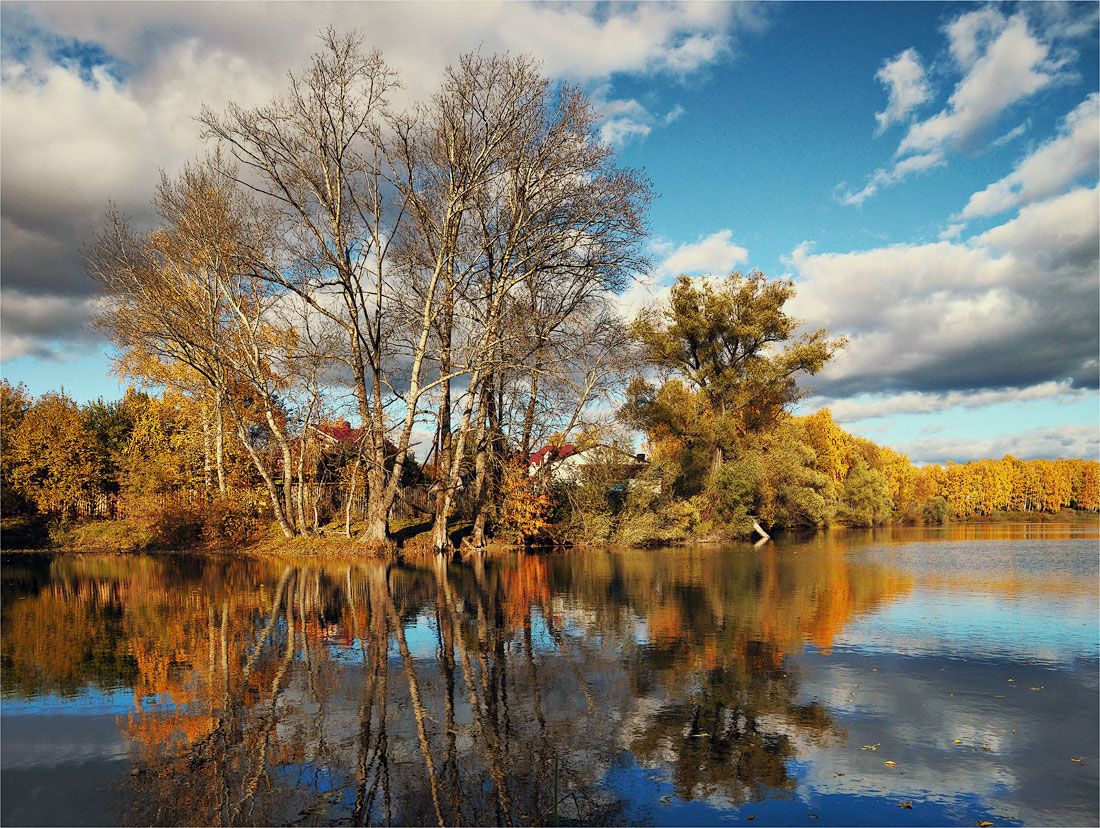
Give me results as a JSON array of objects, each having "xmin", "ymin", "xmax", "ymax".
[
  {"xmin": 295, "ymin": 434, "xmax": 311, "ymax": 536},
  {"xmin": 431, "ymin": 301, "xmax": 454, "ymax": 553},
  {"xmin": 471, "ymin": 369, "xmax": 495, "ymax": 547},
  {"xmin": 232, "ymin": 419, "xmax": 295, "ymax": 539},
  {"xmin": 520, "ymin": 364, "xmax": 540, "ymax": 461},
  {"xmin": 214, "ymin": 392, "xmax": 227, "ymax": 494},
  {"xmin": 201, "ymin": 398, "xmax": 213, "ymax": 491},
  {"xmin": 344, "ymin": 453, "xmax": 363, "ymax": 539}
]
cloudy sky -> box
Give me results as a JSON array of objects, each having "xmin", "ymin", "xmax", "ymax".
[{"xmin": 2, "ymin": 1, "xmax": 1097, "ymax": 464}]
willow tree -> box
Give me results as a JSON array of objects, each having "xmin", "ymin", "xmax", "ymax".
[{"xmin": 627, "ymin": 271, "xmax": 845, "ymax": 476}]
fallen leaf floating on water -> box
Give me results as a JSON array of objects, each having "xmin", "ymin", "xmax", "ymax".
[
  {"xmin": 1007, "ymin": 679, "xmax": 1014, "ymax": 682},
  {"xmin": 745, "ymin": 817, "xmax": 755, "ymax": 821},
  {"xmin": 976, "ymin": 822, "xmax": 994, "ymax": 827},
  {"xmin": 845, "ymin": 698, "xmax": 855, "ymax": 702},
  {"xmin": 1030, "ymin": 686, "xmax": 1044, "ymax": 691},
  {"xmin": 660, "ymin": 795, "xmax": 672, "ymax": 804},
  {"xmin": 982, "ymin": 745, "xmax": 992, "ymax": 751},
  {"xmin": 954, "ymin": 740, "xmax": 963, "ymax": 744},
  {"xmin": 872, "ymin": 668, "xmax": 878, "ymax": 672},
  {"xmin": 898, "ymin": 801, "xmax": 913, "ymax": 809},
  {"xmin": 861, "ymin": 743, "xmax": 880, "ymax": 751},
  {"xmin": 884, "ymin": 760, "xmax": 897, "ymax": 767},
  {"xmin": 808, "ymin": 813, "xmax": 820, "ymax": 819},
  {"xmin": 1071, "ymin": 757, "xmax": 1083, "ymax": 763}
]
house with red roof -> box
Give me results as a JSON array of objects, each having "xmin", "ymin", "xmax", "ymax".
[
  {"xmin": 309, "ymin": 421, "xmax": 399, "ymax": 455},
  {"xmin": 528, "ymin": 442, "xmax": 648, "ymax": 485}
]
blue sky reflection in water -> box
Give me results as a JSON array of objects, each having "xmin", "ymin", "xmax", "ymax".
[{"xmin": 1, "ymin": 526, "xmax": 1097, "ymax": 826}]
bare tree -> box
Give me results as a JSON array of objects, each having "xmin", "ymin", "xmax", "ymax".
[
  {"xmin": 89, "ymin": 157, "xmax": 319, "ymax": 537},
  {"xmin": 200, "ymin": 30, "xmax": 474, "ymax": 544},
  {"xmin": 403, "ymin": 53, "xmax": 651, "ymax": 552},
  {"xmin": 94, "ymin": 34, "xmax": 650, "ymax": 549}
]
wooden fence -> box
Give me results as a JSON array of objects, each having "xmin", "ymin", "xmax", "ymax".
[
  {"xmin": 66, "ymin": 487, "xmax": 266, "ymax": 520},
  {"xmin": 324, "ymin": 484, "xmax": 474, "ymax": 523}
]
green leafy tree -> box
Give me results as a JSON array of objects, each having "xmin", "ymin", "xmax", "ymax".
[
  {"xmin": 82, "ymin": 389, "xmax": 149, "ymax": 493},
  {"xmin": 921, "ymin": 495, "xmax": 952, "ymax": 525},
  {"xmin": 838, "ymin": 460, "xmax": 892, "ymax": 527},
  {"xmin": 754, "ymin": 420, "xmax": 834, "ymax": 529},
  {"xmin": 702, "ymin": 420, "xmax": 833, "ymax": 535},
  {"xmin": 631, "ymin": 272, "xmax": 844, "ymax": 440}
]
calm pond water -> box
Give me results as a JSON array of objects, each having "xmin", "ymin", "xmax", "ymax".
[{"xmin": 2, "ymin": 524, "xmax": 1097, "ymax": 827}]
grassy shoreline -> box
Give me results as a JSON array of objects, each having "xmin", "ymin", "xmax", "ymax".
[{"xmin": 4, "ymin": 508, "xmax": 1096, "ymax": 559}]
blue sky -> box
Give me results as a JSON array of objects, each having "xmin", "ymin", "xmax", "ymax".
[{"xmin": 1, "ymin": 1, "xmax": 1097, "ymax": 464}]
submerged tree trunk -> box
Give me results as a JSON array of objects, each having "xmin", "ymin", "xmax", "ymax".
[{"xmin": 752, "ymin": 519, "xmax": 770, "ymax": 541}]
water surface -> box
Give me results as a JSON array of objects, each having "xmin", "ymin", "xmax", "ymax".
[{"xmin": 2, "ymin": 524, "xmax": 1097, "ymax": 826}]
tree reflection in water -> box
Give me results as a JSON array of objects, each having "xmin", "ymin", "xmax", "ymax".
[{"xmin": 2, "ymin": 548, "xmax": 909, "ymax": 825}]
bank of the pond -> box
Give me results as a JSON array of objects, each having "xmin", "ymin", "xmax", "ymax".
[
  {"xmin": 6, "ymin": 507, "xmax": 1095, "ymax": 560},
  {"xmin": 1, "ymin": 513, "xmax": 512, "ymax": 560}
]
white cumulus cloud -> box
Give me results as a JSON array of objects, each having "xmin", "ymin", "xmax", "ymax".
[
  {"xmin": 655, "ymin": 229, "xmax": 749, "ymax": 280},
  {"xmin": 899, "ymin": 12, "xmax": 1060, "ymax": 156},
  {"xmin": 807, "ymin": 381, "xmax": 1087, "ymax": 423},
  {"xmin": 0, "ymin": 2, "xmax": 767, "ymax": 360},
  {"xmin": 841, "ymin": 152, "xmax": 944, "ymax": 206},
  {"xmin": 614, "ymin": 229, "xmax": 751, "ymax": 322},
  {"xmin": 874, "ymin": 48, "xmax": 932, "ymax": 132},
  {"xmin": 961, "ymin": 93, "xmax": 1100, "ymax": 219},
  {"xmin": 843, "ymin": 7, "xmax": 1080, "ymax": 206},
  {"xmin": 895, "ymin": 424, "xmax": 1099, "ymax": 464},
  {"xmin": 788, "ymin": 187, "xmax": 1099, "ymax": 397}
]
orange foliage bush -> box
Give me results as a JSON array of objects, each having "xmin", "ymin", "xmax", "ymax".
[{"xmin": 500, "ymin": 460, "xmax": 551, "ymax": 542}]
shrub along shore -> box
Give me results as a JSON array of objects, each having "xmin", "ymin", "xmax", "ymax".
[{"xmin": 3, "ymin": 501, "xmax": 1096, "ymax": 560}]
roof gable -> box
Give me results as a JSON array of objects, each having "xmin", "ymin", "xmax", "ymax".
[{"xmin": 529, "ymin": 443, "xmax": 579, "ymax": 466}]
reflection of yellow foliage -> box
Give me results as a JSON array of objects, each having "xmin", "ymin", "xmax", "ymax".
[
  {"xmin": 501, "ymin": 555, "xmax": 551, "ymax": 630},
  {"xmin": 562, "ymin": 546, "xmax": 912, "ymax": 687}
]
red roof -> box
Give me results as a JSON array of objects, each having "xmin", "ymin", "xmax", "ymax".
[
  {"xmin": 312, "ymin": 422, "xmax": 398, "ymax": 455},
  {"xmin": 315, "ymin": 421, "xmax": 363, "ymax": 443},
  {"xmin": 529, "ymin": 443, "xmax": 579, "ymax": 466}
]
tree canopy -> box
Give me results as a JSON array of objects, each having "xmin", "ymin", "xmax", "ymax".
[{"xmin": 630, "ymin": 272, "xmax": 844, "ymax": 429}]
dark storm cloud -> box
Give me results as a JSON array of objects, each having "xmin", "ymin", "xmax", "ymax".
[{"xmin": 788, "ymin": 186, "xmax": 1100, "ymax": 399}]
